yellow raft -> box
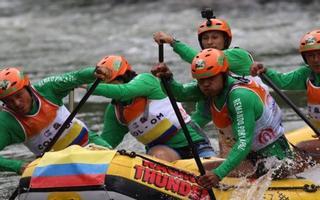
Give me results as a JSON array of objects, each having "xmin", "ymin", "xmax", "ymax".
[
  {"xmin": 17, "ymin": 133, "xmax": 320, "ymax": 200},
  {"xmin": 285, "ymin": 126, "xmax": 318, "ymax": 145}
]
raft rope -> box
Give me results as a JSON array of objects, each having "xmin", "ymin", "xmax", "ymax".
[
  {"xmin": 218, "ymin": 183, "xmax": 319, "ymax": 192},
  {"xmin": 117, "ymin": 149, "xmax": 319, "ymax": 193}
]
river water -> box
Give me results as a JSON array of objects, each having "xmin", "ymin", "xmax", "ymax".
[{"xmin": 0, "ymin": 0, "xmax": 320, "ymax": 199}]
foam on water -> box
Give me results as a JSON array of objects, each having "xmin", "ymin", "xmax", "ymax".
[
  {"xmin": 226, "ymin": 156, "xmax": 320, "ymax": 200},
  {"xmin": 229, "ymin": 172, "xmax": 273, "ymax": 200},
  {"xmin": 296, "ymin": 164, "xmax": 320, "ymax": 185}
]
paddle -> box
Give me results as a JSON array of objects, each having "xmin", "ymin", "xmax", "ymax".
[
  {"xmin": 42, "ymin": 78, "xmax": 101, "ymax": 154},
  {"xmin": 9, "ymin": 78, "xmax": 101, "ymax": 200},
  {"xmin": 260, "ymin": 73, "xmax": 320, "ymax": 137},
  {"xmin": 158, "ymin": 43, "xmax": 216, "ymax": 200}
]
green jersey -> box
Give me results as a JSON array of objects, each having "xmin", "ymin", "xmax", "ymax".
[
  {"xmin": 0, "ymin": 67, "xmax": 110, "ymax": 173},
  {"xmin": 90, "ymin": 73, "xmax": 204, "ymax": 149},
  {"xmin": 265, "ymin": 65, "xmax": 319, "ymax": 90},
  {"xmin": 167, "ymin": 76, "xmax": 289, "ymax": 179},
  {"xmin": 172, "ymin": 40, "xmax": 253, "ymax": 76},
  {"xmin": 171, "ymin": 41, "xmax": 254, "ymax": 126},
  {"xmin": 264, "ymin": 65, "xmax": 320, "ymax": 127}
]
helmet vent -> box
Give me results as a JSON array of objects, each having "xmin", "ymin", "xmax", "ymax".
[
  {"xmin": 200, "ymin": 25, "xmax": 205, "ymax": 28},
  {"xmin": 101, "ymin": 61, "xmax": 106, "ymax": 65},
  {"xmin": 5, "ymin": 72, "xmax": 10, "ymax": 76},
  {"xmin": 205, "ymin": 54, "xmax": 211, "ymax": 57},
  {"xmin": 196, "ymin": 55, "xmax": 199, "ymax": 58},
  {"xmin": 216, "ymin": 22, "xmax": 222, "ymax": 26},
  {"xmin": 11, "ymin": 81, "xmax": 17, "ymax": 87},
  {"xmin": 192, "ymin": 69, "xmax": 196, "ymax": 72},
  {"xmin": 207, "ymin": 66, "xmax": 213, "ymax": 70}
]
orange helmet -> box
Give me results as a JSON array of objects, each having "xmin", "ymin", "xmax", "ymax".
[
  {"xmin": 299, "ymin": 29, "xmax": 320, "ymax": 53},
  {"xmin": 0, "ymin": 67, "xmax": 30, "ymax": 99},
  {"xmin": 96, "ymin": 55, "xmax": 132, "ymax": 82},
  {"xmin": 191, "ymin": 48, "xmax": 229, "ymax": 79},
  {"xmin": 197, "ymin": 18, "xmax": 232, "ymax": 49}
]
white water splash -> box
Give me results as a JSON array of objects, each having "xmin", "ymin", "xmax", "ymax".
[
  {"xmin": 229, "ymin": 172, "xmax": 273, "ymax": 200},
  {"xmin": 229, "ymin": 162, "xmax": 273, "ymax": 200},
  {"xmin": 295, "ymin": 164, "xmax": 320, "ymax": 185},
  {"xmin": 228, "ymin": 156, "xmax": 308, "ymax": 200}
]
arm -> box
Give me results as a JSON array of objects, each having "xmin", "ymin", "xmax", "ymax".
[
  {"xmin": 264, "ymin": 66, "xmax": 311, "ymax": 90},
  {"xmin": 151, "ymin": 63, "xmax": 204, "ymax": 101},
  {"xmin": 152, "ymin": 31, "xmax": 198, "ymax": 64},
  {"xmin": 191, "ymin": 100, "xmax": 212, "ymax": 128},
  {"xmin": 0, "ymin": 156, "xmax": 25, "ymax": 174},
  {"xmin": 34, "ymin": 67, "xmax": 96, "ymax": 104},
  {"xmin": 213, "ymin": 89, "xmax": 263, "ymax": 179},
  {"xmin": 251, "ymin": 63, "xmax": 311, "ymax": 90},
  {"xmin": 162, "ymin": 79, "xmax": 205, "ymax": 102},
  {"xmin": 88, "ymin": 131, "xmax": 112, "ymax": 149},
  {"xmin": 91, "ymin": 73, "xmax": 165, "ymax": 101},
  {"xmin": 100, "ymin": 105, "xmax": 129, "ymax": 148},
  {"xmin": 0, "ymin": 112, "xmax": 26, "ymax": 173},
  {"xmin": 224, "ymin": 48, "xmax": 254, "ymax": 76},
  {"xmin": 172, "ymin": 41, "xmax": 199, "ymax": 64}
]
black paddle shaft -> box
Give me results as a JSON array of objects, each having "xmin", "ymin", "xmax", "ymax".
[
  {"xmin": 8, "ymin": 188, "xmax": 18, "ymax": 200},
  {"xmin": 159, "ymin": 44, "xmax": 216, "ymax": 200},
  {"xmin": 260, "ymin": 73, "xmax": 320, "ymax": 137},
  {"xmin": 42, "ymin": 78, "xmax": 101, "ymax": 155}
]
